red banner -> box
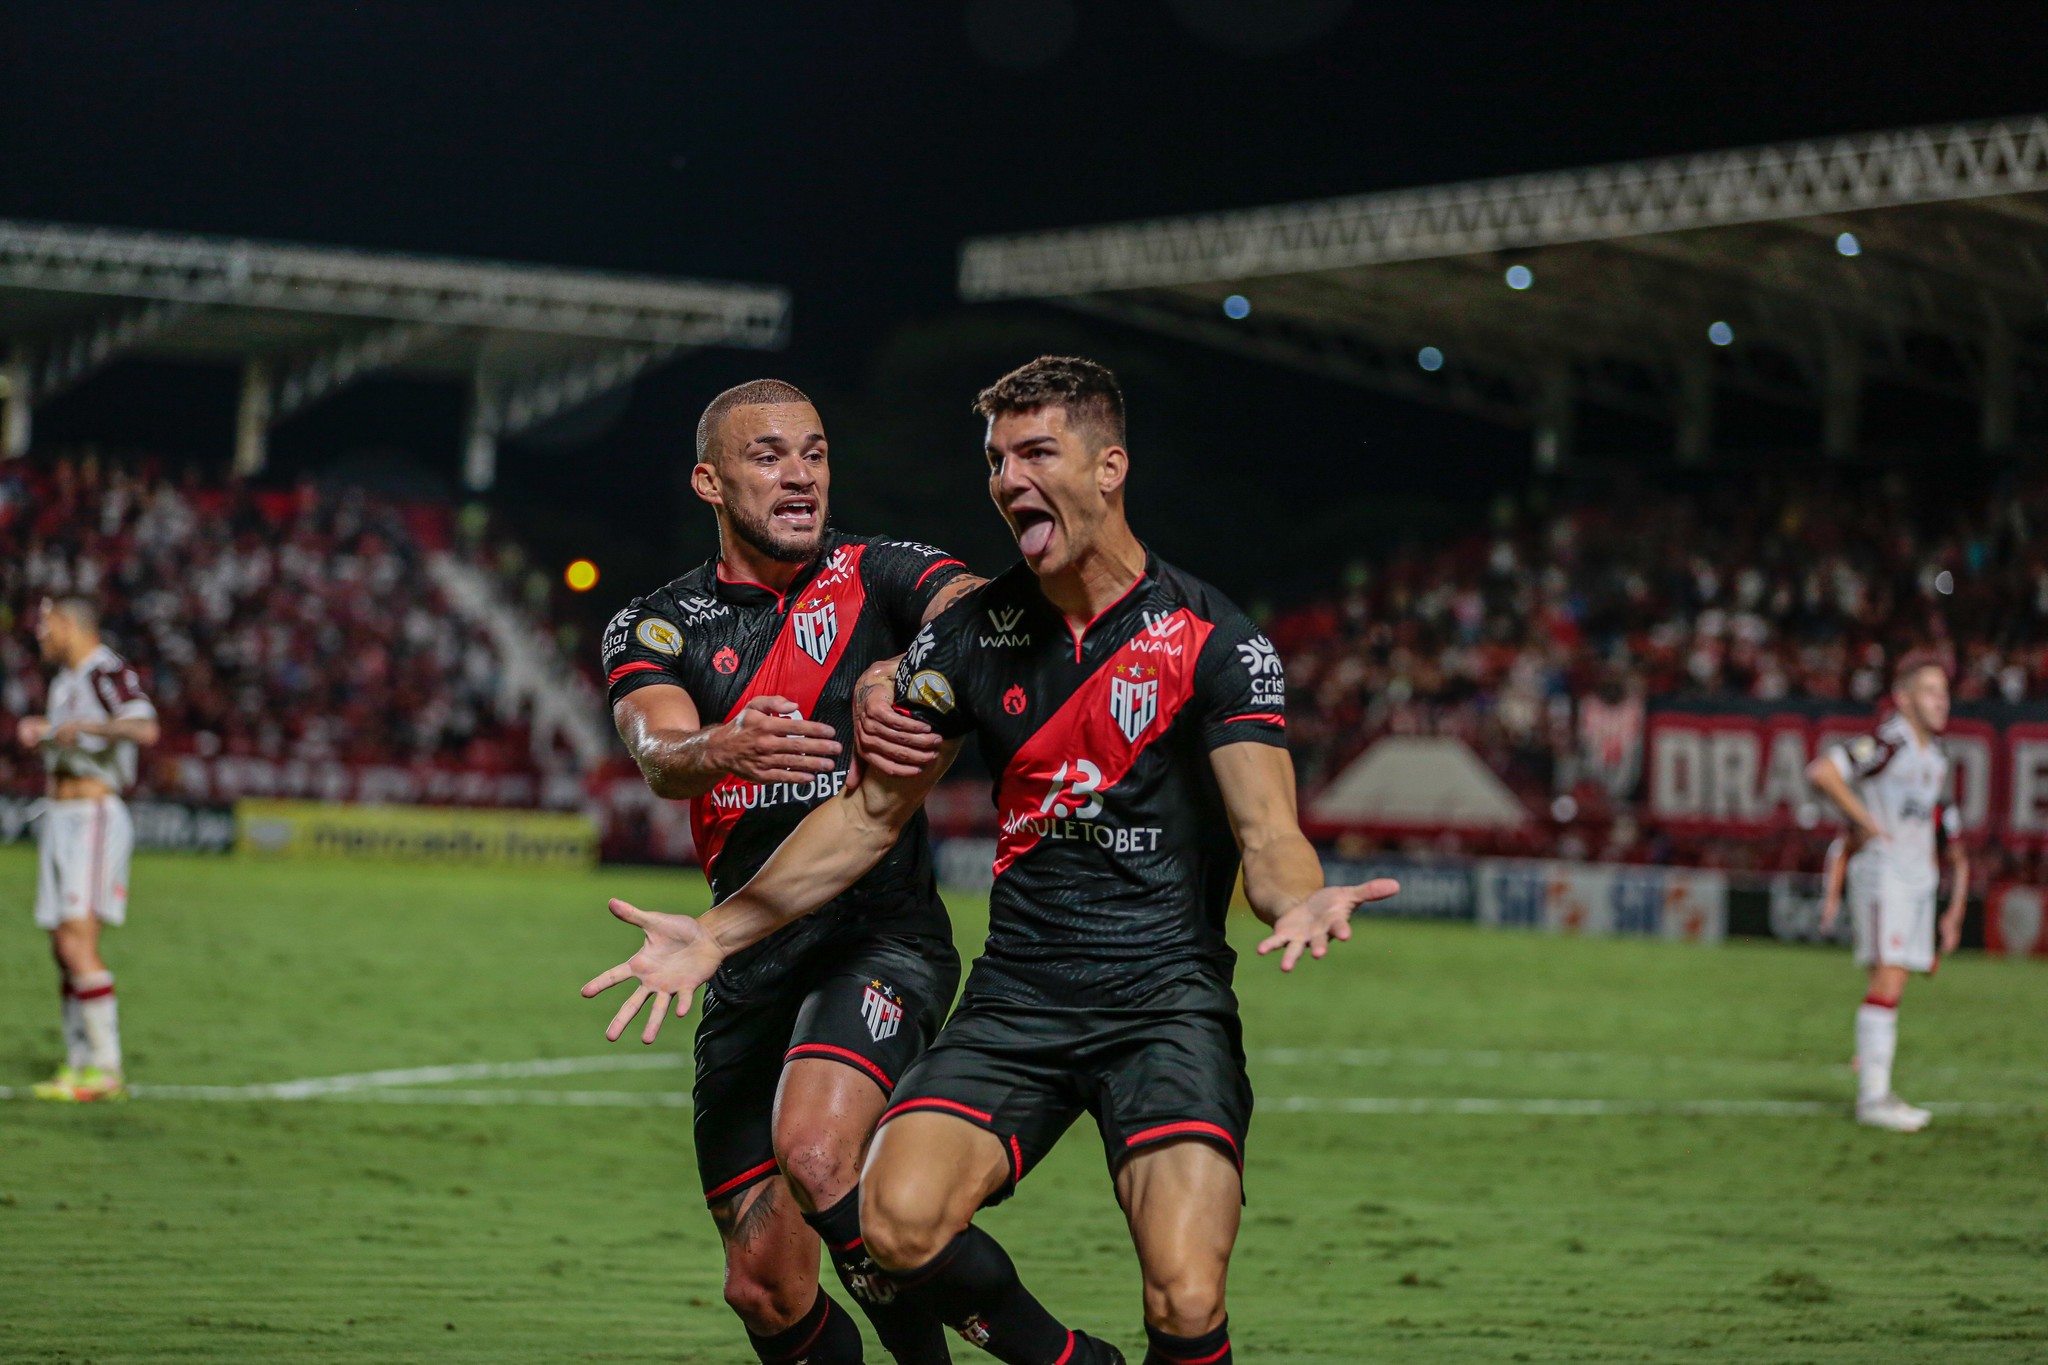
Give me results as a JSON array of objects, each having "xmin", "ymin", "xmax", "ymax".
[{"xmin": 1645, "ymin": 701, "xmax": 2048, "ymax": 843}]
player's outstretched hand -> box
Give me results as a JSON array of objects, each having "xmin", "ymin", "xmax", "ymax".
[
  {"xmin": 14, "ymin": 716, "xmax": 48, "ymax": 749},
  {"xmin": 1257, "ymin": 878, "xmax": 1401, "ymax": 973},
  {"xmin": 719, "ymin": 695, "xmax": 843, "ymax": 786},
  {"xmin": 853, "ymin": 658, "xmax": 940, "ymax": 779},
  {"xmin": 580, "ymin": 898, "xmax": 726, "ymax": 1044}
]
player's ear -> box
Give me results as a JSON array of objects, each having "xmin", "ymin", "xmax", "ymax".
[
  {"xmin": 690, "ymin": 460, "xmax": 723, "ymax": 507},
  {"xmin": 1097, "ymin": 444, "xmax": 1128, "ymax": 496}
]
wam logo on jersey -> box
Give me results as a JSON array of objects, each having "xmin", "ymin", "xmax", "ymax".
[
  {"xmin": 792, "ymin": 598, "xmax": 838, "ymax": 665},
  {"xmin": 980, "ymin": 605, "xmax": 1031, "ymax": 647},
  {"xmin": 1109, "ymin": 662, "xmax": 1159, "ymax": 743},
  {"xmin": 1141, "ymin": 608, "xmax": 1185, "ymax": 639},
  {"xmin": 859, "ymin": 980, "xmax": 904, "ymax": 1042}
]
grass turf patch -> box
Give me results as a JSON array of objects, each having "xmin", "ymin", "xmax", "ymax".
[{"xmin": 2, "ymin": 848, "xmax": 2044, "ymax": 1362}]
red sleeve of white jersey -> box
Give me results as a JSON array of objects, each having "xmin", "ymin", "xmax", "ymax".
[{"xmin": 91, "ymin": 662, "xmax": 157, "ymax": 719}]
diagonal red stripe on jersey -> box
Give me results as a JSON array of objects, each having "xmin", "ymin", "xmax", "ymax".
[
  {"xmin": 992, "ymin": 607, "xmax": 1214, "ymax": 878},
  {"xmin": 690, "ymin": 544, "xmax": 869, "ymax": 877}
]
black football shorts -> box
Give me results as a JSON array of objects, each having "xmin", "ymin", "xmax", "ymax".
[
  {"xmin": 692, "ymin": 931, "xmax": 959, "ymax": 1205},
  {"xmin": 875, "ymin": 973, "xmax": 1252, "ymax": 1205}
]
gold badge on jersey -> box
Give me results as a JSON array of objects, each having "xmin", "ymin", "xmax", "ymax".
[
  {"xmin": 636, "ymin": 618, "xmax": 684, "ymax": 655},
  {"xmin": 905, "ymin": 670, "xmax": 956, "ymax": 715}
]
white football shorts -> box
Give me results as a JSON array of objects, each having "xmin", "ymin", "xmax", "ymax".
[
  {"xmin": 34, "ymin": 797, "xmax": 133, "ymax": 929},
  {"xmin": 1849, "ymin": 864, "xmax": 1935, "ymax": 973}
]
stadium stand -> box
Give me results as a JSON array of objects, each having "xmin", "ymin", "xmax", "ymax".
[
  {"xmin": 0, "ymin": 453, "xmax": 605, "ymax": 811},
  {"xmin": 1267, "ymin": 465, "xmax": 2048, "ymax": 885}
]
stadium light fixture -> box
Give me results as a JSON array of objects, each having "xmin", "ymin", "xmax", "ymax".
[
  {"xmin": 1835, "ymin": 231, "xmax": 1861, "ymax": 257},
  {"xmin": 565, "ymin": 559, "xmax": 600, "ymax": 592},
  {"xmin": 1707, "ymin": 321, "xmax": 1734, "ymax": 346},
  {"xmin": 1417, "ymin": 346, "xmax": 1444, "ymax": 371},
  {"xmin": 1222, "ymin": 294, "xmax": 1252, "ymax": 319},
  {"xmin": 1504, "ymin": 264, "xmax": 1533, "ymax": 290},
  {"xmin": 1935, "ymin": 570, "xmax": 1954, "ymax": 595}
]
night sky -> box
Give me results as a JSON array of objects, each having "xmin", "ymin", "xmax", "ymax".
[{"xmin": 6, "ymin": 2, "xmax": 2048, "ymax": 607}]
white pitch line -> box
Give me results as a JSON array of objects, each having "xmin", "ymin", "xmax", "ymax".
[
  {"xmin": 130, "ymin": 1052, "xmax": 689, "ymax": 1101},
  {"xmin": 3, "ymin": 1083, "xmax": 2036, "ymax": 1117}
]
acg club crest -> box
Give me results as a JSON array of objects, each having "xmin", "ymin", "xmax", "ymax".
[
  {"xmin": 860, "ymin": 980, "xmax": 904, "ymax": 1042},
  {"xmin": 1109, "ymin": 663, "xmax": 1158, "ymax": 743},
  {"xmin": 792, "ymin": 598, "xmax": 838, "ymax": 665}
]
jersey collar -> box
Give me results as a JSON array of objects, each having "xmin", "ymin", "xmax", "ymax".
[
  {"xmin": 1025, "ymin": 547, "xmax": 1158, "ymax": 660},
  {"xmin": 709, "ymin": 531, "xmax": 839, "ymax": 612}
]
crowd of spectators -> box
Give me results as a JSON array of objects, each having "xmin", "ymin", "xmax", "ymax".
[
  {"xmin": 15, "ymin": 451, "xmax": 2048, "ymax": 886},
  {"xmin": 0, "ymin": 454, "xmax": 545, "ymax": 799},
  {"xmin": 1267, "ymin": 466, "xmax": 2048, "ymax": 884}
]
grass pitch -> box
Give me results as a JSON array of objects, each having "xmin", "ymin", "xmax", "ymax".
[{"xmin": 2, "ymin": 847, "xmax": 2044, "ymax": 1363}]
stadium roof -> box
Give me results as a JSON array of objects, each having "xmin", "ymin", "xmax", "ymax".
[
  {"xmin": 0, "ymin": 220, "xmax": 790, "ymax": 486},
  {"xmin": 960, "ymin": 115, "xmax": 2048, "ymax": 465}
]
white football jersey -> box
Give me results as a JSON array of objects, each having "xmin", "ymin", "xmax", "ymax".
[
  {"xmin": 1829, "ymin": 712, "xmax": 1956, "ymax": 889},
  {"xmin": 44, "ymin": 644, "xmax": 156, "ymax": 792}
]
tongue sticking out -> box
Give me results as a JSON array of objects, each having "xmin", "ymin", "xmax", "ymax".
[{"xmin": 1018, "ymin": 518, "xmax": 1055, "ymax": 558}]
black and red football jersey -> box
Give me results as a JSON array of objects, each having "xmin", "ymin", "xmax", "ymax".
[
  {"xmin": 603, "ymin": 531, "xmax": 971, "ymax": 1001},
  {"xmin": 893, "ymin": 552, "xmax": 1288, "ymax": 1006}
]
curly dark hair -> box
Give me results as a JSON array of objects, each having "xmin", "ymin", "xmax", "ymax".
[{"xmin": 972, "ymin": 355, "xmax": 1125, "ymax": 450}]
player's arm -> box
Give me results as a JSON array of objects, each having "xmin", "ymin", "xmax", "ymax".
[
  {"xmin": 55, "ymin": 668, "xmax": 161, "ymax": 748},
  {"xmin": 613, "ymin": 684, "xmax": 841, "ymax": 800},
  {"xmin": 49, "ymin": 715, "xmax": 160, "ymax": 747},
  {"xmin": 1805, "ymin": 752, "xmax": 1884, "ymax": 841},
  {"xmin": 582, "ymin": 739, "xmax": 963, "ymax": 1042},
  {"xmin": 850, "ymin": 547, "xmax": 986, "ymax": 777},
  {"xmin": 1939, "ymin": 811, "xmax": 1968, "ymax": 955},
  {"xmin": 1209, "ymin": 741, "xmax": 1399, "ymax": 972},
  {"xmin": 1818, "ymin": 835, "xmax": 1849, "ymax": 934}
]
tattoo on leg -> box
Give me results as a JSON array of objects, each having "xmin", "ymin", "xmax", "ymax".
[{"xmin": 711, "ymin": 1178, "xmax": 783, "ymax": 1252}]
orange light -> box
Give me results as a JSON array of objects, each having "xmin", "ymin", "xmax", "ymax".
[{"xmin": 565, "ymin": 559, "xmax": 600, "ymax": 592}]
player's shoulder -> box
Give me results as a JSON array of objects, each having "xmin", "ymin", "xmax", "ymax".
[
  {"xmin": 910, "ymin": 568, "xmax": 1006, "ymax": 650},
  {"xmin": 85, "ymin": 644, "xmax": 131, "ymax": 675},
  {"xmin": 601, "ymin": 566, "xmax": 728, "ymax": 664},
  {"xmin": 843, "ymin": 530, "xmax": 961, "ymax": 575},
  {"xmin": 1150, "ymin": 557, "xmax": 1250, "ymax": 623},
  {"xmin": 1840, "ymin": 719, "xmax": 1902, "ymax": 774},
  {"xmin": 628, "ymin": 565, "xmax": 729, "ymax": 626},
  {"xmin": 1149, "ymin": 558, "xmax": 1268, "ymax": 655}
]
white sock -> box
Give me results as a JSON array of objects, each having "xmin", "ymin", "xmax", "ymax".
[
  {"xmin": 1855, "ymin": 1000, "xmax": 1896, "ymax": 1105},
  {"xmin": 72, "ymin": 971, "xmax": 121, "ymax": 1075},
  {"xmin": 61, "ymin": 990, "xmax": 91, "ymax": 1070}
]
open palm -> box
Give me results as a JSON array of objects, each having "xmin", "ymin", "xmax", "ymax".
[{"xmin": 580, "ymin": 898, "xmax": 726, "ymax": 1044}]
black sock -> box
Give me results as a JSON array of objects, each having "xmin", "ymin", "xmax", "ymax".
[
  {"xmin": 805, "ymin": 1187, "xmax": 952, "ymax": 1364},
  {"xmin": 888, "ymin": 1225, "xmax": 1073, "ymax": 1365},
  {"xmin": 746, "ymin": 1288, "xmax": 864, "ymax": 1365},
  {"xmin": 1143, "ymin": 1318, "xmax": 1229, "ymax": 1365}
]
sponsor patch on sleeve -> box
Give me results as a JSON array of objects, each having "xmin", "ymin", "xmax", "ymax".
[
  {"xmin": 904, "ymin": 670, "xmax": 956, "ymax": 715},
  {"xmin": 636, "ymin": 618, "xmax": 684, "ymax": 655}
]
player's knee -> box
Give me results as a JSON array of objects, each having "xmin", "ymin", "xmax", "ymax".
[
  {"xmin": 721, "ymin": 1263, "xmax": 810, "ymax": 1333},
  {"xmin": 772, "ymin": 1128, "xmax": 861, "ymax": 1212},
  {"xmin": 1142, "ymin": 1267, "xmax": 1226, "ymax": 1337},
  {"xmin": 859, "ymin": 1175, "xmax": 955, "ymax": 1272},
  {"xmin": 50, "ymin": 925, "xmax": 100, "ymax": 975}
]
